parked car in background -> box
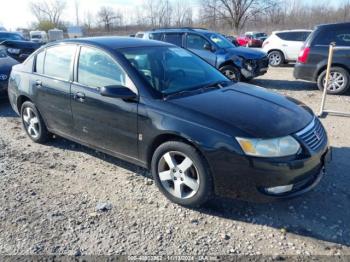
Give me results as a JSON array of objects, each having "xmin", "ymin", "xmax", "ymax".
[
  {"xmin": 140, "ymin": 28, "xmax": 269, "ymax": 81},
  {"xmin": 48, "ymin": 28, "xmax": 64, "ymax": 42},
  {"xmin": 0, "ymin": 32, "xmax": 42, "ymax": 62},
  {"xmin": 30, "ymin": 31, "xmax": 48, "ymax": 43},
  {"xmin": 224, "ymin": 35, "xmax": 238, "ymax": 46},
  {"xmin": 237, "ymin": 32, "xmax": 268, "ymax": 47},
  {"xmin": 0, "ymin": 26, "xmax": 7, "ymax": 32},
  {"xmin": 262, "ymin": 30, "xmax": 312, "ymax": 66},
  {"xmin": 294, "ymin": 22, "xmax": 350, "ymax": 95},
  {"xmin": 8, "ymin": 37, "xmax": 330, "ymax": 207},
  {"xmin": 0, "ymin": 46, "xmax": 19, "ymax": 98}
]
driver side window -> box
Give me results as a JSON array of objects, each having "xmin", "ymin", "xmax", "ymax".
[
  {"xmin": 78, "ymin": 46, "xmax": 126, "ymax": 88},
  {"xmin": 186, "ymin": 34, "xmax": 210, "ymax": 51}
]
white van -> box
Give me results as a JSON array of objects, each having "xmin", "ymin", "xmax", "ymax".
[{"xmin": 30, "ymin": 31, "xmax": 48, "ymax": 43}]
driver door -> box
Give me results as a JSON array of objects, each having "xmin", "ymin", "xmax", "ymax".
[
  {"xmin": 70, "ymin": 46, "xmax": 138, "ymax": 159},
  {"xmin": 185, "ymin": 33, "xmax": 217, "ymax": 66}
]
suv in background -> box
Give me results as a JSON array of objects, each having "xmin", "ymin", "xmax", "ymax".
[
  {"xmin": 139, "ymin": 28, "xmax": 269, "ymax": 81},
  {"xmin": 294, "ymin": 22, "xmax": 350, "ymax": 95},
  {"xmin": 262, "ymin": 30, "xmax": 312, "ymax": 66}
]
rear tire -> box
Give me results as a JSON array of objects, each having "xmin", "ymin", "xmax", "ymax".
[
  {"xmin": 21, "ymin": 101, "xmax": 49, "ymax": 143},
  {"xmin": 151, "ymin": 141, "xmax": 213, "ymax": 208},
  {"xmin": 268, "ymin": 51, "xmax": 284, "ymax": 67},
  {"xmin": 317, "ymin": 67, "xmax": 350, "ymax": 95},
  {"xmin": 220, "ymin": 65, "xmax": 241, "ymax": 82}
]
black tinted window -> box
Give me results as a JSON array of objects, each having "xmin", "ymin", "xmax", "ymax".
[
  {"xmin": 164, "ymin": 33, "xmax": 183, "ymax": 46},
  {"xmin": 35, "ymin": 51, "xmax": 45, "ymax": 74},
  {"xmin": 78, "ymin": 46, "xmax": 127, "ymax": 88},
  {"xmin": 277, "ymin": 32, "xmax": 310, "ymax": 41},
  {"xmin": 44, "ymin": 45, "xmax": 76, "ymax": 80},
  {"xmin": 313, "ymin": 28, "xmax": 350, "ymax": 46},
  {"xmin": 149, "ymin": 33, "xmax": 162, "ymax": 40}
]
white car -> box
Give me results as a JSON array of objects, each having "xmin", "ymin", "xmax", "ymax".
[{"xmin": 262, "ymin": 30, "xmax": 312, "ymax": 66}]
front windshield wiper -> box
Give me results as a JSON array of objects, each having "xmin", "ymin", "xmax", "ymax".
[{"xmin": 164, "ymin": 80, "xmax": 230, "ymax": 99}]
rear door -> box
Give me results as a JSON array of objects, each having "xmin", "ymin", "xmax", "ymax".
[
  {"xmin": 185, "ymin": 33, "xmax": 217, "ymax": 66},
  {"xmin": 70, "ymin": 46, "xmax": 138, "ymax": 158},
  {"xmin": 277, "ymin": 31, "xmax": 310, "ymax": 60},
  {"xmin": 33, "ymin": 44, "xmax": 76, "ymax": 134}
]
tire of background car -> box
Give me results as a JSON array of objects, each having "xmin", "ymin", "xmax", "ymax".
[
  {"xmin": 151, "ymin": 141, "xmax": 213, "ymax": 208},
  {"xmin": 268, "ymin": 50, "xmax": 284, "ymax": 67},
  {"xmin": 317, "ymin": 67, "xmax": 350, "ymax": 95},
  {"xmin": 21, "ymin": 101, "xmax": 49, "ymax": 143},
  {"xmin": 219, "ymin": 65, "xmax": 241, "ymax": 82}
]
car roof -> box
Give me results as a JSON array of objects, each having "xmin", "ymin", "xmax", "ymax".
[
  {"xmin": 54, "ymin": 36, "xmax": 172, "ymax": 49},
  {"xmin": 272, "ymin": 29, "xmax": 312, "ymax": 34},
  {"xmin": 316, "ymin": 22, "xmax": 350, "ymax": 29},
  {"xmin": 151, "ymin": 28, "xmax": 214, "ymax": 34}
]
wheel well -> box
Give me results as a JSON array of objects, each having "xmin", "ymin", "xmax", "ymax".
[
  {"xmin": 218, "ymin": 60, "xmax": 238, "ymax": 70},
  {"xmin": 147, "ymin": 134, "xmax": 205, "ymax": 169},
  {"xmin": 316, "ymin": 64, "xmax": 350, "ymax": 80},
  {"xmin": 267, "ymin": 49, "xmax": 285, "ymax": 57},
  {"xmin": 16, "ymin": 95, "xmax": 32, "ymax": 113}
]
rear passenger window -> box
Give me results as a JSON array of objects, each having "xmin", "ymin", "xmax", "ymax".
[
  {"xmin": 35, "ymin": 51, "xmax": 45, "ymax": 74},
  {"xmin": 78, "ymin": 46, "xmax": 126, "ymax": 88},
  {"xmin": 164, "ymin": 34, "xmax": 183, "ymax": 46},
  {"xmin": 277, "ymin": 32, "xmax": 310, "ymax": 42},
  {"xmin": 44, "ymin": 45, "xmax": 76, "ymax": 80},
  {"xmin": 313, "ymin": 28, "xmax": 350, "ymax": 46}
]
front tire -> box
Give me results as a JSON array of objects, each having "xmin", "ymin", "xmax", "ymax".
[
  {"xmin": 21, "ymin": 101, "xmax": 49, "ymax": 143},
  {"xmin": 151, "ymin": 141, "xmax": 213, "ymax": 208},
  {"xmin": 317, "ymin": 67, "xmax": 350, "ymax": 95},
  {"xmin": 268, "ymin": 51, "xmax": 284, "ymax": 67},
  {"xmin": 220, "ymin": 65, "xmax": 241, "ymax": 82}
]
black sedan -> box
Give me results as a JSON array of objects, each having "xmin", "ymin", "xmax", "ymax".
[
  {"xmin": 8, "ymin": 37, "xmax": 330, "ymax": 207},
  {"xmin": 0, "ymin": 46, "xmax": 18, "ymax": 98}
]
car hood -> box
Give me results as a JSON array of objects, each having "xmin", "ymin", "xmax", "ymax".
[
  {"xmin": 1, "ymin": 40, "xmax": 42, "ymax": 50},
  {"xmin": 168, "ymin": 83, "xmax": 313, "ymax": 138},
  {"xmin": 224, "ymin": 46, "xmax": 266, "ymax": 59}
]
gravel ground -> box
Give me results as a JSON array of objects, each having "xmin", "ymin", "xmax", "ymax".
[{"xmin": 0, "ymin": 66, "xmax": 350, "ymax": 257}]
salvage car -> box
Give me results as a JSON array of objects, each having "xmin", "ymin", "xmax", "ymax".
[
  {"xmin": 236, "ymin": 32, "xmax": 267, "ymax": 47},
  {"xmin": 139, "ymin": 28, "xmax": 269, "ymax": 81},
  {"xmin": 262, "ymin": 30, "xmax": 312, "ymax": 66},
  {"xmin": 0, "ymin": 32, "xmax": 42, "ymax": 62},
  {"xmin": 8, "ymin": 37, "xmax": 330, "ymax": 207},
  {"xmin": 0, "ymin": 46, "xmax": 18, "ymax": 98},
  {"xmin": 294, "ymin": 22, "xmax": 350, "ymax": 95}
]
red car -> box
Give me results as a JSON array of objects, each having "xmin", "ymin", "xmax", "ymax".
[{"xmin": 236, "ymin": 32, "xmax": 267, "ymax": 47}]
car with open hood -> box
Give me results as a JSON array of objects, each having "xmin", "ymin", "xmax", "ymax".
[{"xmin": 8, "ymin": 37, "xmax": 330, "ymax": 207}]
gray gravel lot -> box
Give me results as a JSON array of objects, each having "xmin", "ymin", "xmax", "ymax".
[{"xmin": 0, "ymin": 66, "xmax": 350, "ymax": 257}]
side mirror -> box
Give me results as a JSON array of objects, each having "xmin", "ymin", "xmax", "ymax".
[
  {"xmin": 204, "ymin": 43, "xmax": 213, "ymax": 52},
  {"xmin": 100, "ymin": 85, "xmax": 137, "ymax": 100}
]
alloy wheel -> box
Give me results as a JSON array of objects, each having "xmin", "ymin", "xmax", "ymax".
[
  {"xmin": 22, "ymin": 107, "xmax": 40, "ymax": 139},
  {"xmin": 269, "ymin": 53, "xmax": 282, "ymax": 66},
  {"xmin": 323, "ymin": 72, "xmax": 345, "ymax": 92},
  {"xmin": 223, "ymin": 69, "xmax": 238, "ymax": 81},
  {"xmin": 157, "ymin": 151, "xmax": 200, "ymax": 199}
]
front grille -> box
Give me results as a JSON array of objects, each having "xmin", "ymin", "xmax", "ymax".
[
  {"xmin": 259, "ymin": 56, "xmax": 269, "ymax": 68},
  {"xmin": 296, "ymin": 118, "xmax": 327, "ymax": 152}
]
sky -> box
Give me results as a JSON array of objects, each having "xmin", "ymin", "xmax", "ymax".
[{"xmin": 0, "ymin": 0, "xmax": 345, "ymax": 31}]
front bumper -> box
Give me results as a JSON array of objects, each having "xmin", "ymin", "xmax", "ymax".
[
  {"xmin": 0, "ymin": 80, "xmax": 8, "ymax": 97},
  {"xmin": 208, "ymin": 144, "xmax": 330, "ymax": 202},
  {"xmin": 241, "ymin": 57, "xmax": 269, "ymax": 80}
]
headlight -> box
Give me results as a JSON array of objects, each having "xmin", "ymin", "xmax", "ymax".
[
  {"xmin": 236, "ymin": 136, "xmax": 300, "ymax": 157},
  {"xmin": 7, "ymin": 48, "xmax": 21, "ymax": 54}
]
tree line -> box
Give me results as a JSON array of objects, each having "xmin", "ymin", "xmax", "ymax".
[{"xmin": 28, "ymin": 0, "xmax": 350, "ymax": 35}]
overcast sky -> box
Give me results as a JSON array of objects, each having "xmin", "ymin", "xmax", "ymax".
[
  {"xmin": 0, "ymin": 0, "xmax": 199, "ymax": 31},
  {"xmin": 0, "ymin": 0, "xmax": 344, "ymax": 31}
]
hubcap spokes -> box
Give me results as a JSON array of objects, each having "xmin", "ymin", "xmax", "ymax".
[
  {"xmin": 158, "ymin": 151, "xmax": 200, "ymax": 199},
  {"xmin": 224, "ymin": 70, "xmax": 237, "ymax": 80},
  {"xmin": 23, "ymin": 107, "xmax": 40, "ymax": 139},
  {"xmin": 269, "ymin": 54, "xmax": 281, "ymax": 65},
  {"xmin": 324, "ymin": 72, "xmax": 345, "ymax": 91}
]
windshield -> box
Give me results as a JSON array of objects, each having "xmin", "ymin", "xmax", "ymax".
[
  {"xmin": 119, "ymin": 46, "xmax": 229, "ymax": 95},
  {"xmin": 0, "ymin": 33, "xmax": 24, "ymax": 41},
  {"xmin": 206, "ymin": 33, "xmax": 235, "ymax": 49}
]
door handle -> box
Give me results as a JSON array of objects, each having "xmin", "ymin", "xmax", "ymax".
[
  {"xmin": 74, "ymin": 92, "xmax": 86, "ymax": 102},
  {"xmin": 35, "ymin": 80, "xmax": 42, "ymax": 87}
]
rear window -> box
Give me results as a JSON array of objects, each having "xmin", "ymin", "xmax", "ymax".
[
  {"xmin": 149, "ymin": 33, "xmax": 162, "ymax": 41},
  {"xmin": 312, "ymin": 28, "xmax": 350, "ymax": 46},
  {"xmin": 276, "ymin": 31, "xmax": 310, "ymax": 42},
  {"xmin": 164, "ymin": 33, "xmax": 183, "ymax": 46}
]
